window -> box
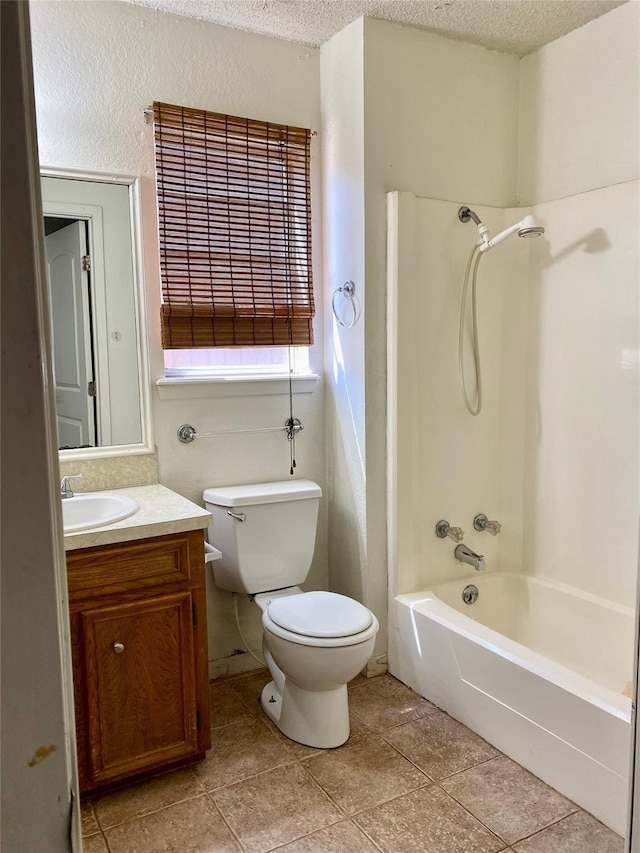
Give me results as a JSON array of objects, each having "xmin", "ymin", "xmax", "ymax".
[
  {"xmin": 153, "ymin": 102, "xmax": 314, "ymax": 375},
  {"xmin": 163, "ymin": 345, "xmax": 309, "ymax": 377}
]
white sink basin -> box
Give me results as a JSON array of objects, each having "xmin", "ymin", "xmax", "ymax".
[{"xmin": 62, "ymin": 492, "xmax": 140, "ymax": 533}]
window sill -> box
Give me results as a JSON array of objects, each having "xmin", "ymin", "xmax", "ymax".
[{"xmin": 156, "ymin": 373, "xmax": 320, "ymax": 400}]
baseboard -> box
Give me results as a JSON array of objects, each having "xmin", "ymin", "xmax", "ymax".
[
  {"xmin": 366, "ymin": 652, "xmax": 388, "ymax": 678},
  {"xmin": 208, "ymin": 651, "xmax": 265, "ymax": 681}
]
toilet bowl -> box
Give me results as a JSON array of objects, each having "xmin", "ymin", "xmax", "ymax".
[
  {"xmin": 203, "ymin": 480, "xmax": 380, "ymax": 749},
  {"xmin": 255, "ymin": 589, "xmax": 379, "ymax": 748}
]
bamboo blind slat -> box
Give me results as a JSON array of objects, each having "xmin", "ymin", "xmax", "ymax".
[{"xmin": 154, "ymin": 101, "xmax": 314, "ymax": 349}]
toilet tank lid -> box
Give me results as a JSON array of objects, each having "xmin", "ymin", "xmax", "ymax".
[{"xmin": 203, "ymin": 480, "xmax": 322, "ymax": 507}]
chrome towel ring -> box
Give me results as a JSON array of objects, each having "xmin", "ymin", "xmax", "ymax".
[{"xmin": 332, "ymin": 281, "xmax": 357, "ymax": 328}]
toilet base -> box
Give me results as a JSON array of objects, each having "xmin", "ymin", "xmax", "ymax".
[{"xmin": 260, "ymin": 679, "xmax": 350, "ymax": 749}]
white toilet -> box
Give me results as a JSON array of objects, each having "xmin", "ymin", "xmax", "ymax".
[{"xmin": 203, "ymin": 480, "xmax": 379, "ymax": 748}]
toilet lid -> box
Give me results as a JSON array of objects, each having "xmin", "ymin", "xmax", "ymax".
[{"xmin": 267, "ymin": 591, "xmax": 373, "ymax": 639}]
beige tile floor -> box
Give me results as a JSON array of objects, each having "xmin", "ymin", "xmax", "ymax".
[{"xmin": 82, "ymin": 672, "xmax": 624, "ymax": 853}]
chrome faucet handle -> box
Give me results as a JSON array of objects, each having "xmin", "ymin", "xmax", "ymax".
[
  {"xmin": 473, "ymin": 514, "xmax": 502, "ymax": 536},
  {"xmin": 435, "ymin": 520, "xmax": 465, "ymax": 544},
  {"xmin": 60, "ymin": 473, "xmax": 83, "ymax": 499}
]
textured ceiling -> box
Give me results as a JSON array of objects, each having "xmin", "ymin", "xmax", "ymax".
[{"xmin": 124, "ymin": 0, "xmax": 627, "ymax": 55}]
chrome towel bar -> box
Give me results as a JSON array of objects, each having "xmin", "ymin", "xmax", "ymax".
[{"xmin": 177, "ymin": 419, "xmax": 303, "ymax": 444}]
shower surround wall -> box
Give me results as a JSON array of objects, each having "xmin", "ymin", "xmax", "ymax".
[
  {"xmin": 388, "ymin": 195, "xmax": 530, "ymax": 592},
  {"xmin": 387, "ymin": 1, "xmax": 639, "ymax": 604},
  {"xmin": 518, "ymin": 3, "xmax": 640, "ymax": 607}
]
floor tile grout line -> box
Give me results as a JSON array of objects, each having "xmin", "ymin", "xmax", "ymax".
[
  {"xmin": 438, "ymin": 753, "xmax": 505, "ymax": 783},
  {"xmin": 204, "ymin": 713, "xmax": 307, "ymax": 779},
  {"xmin": 375, "ymin": 730, "xmax": 438, "ymax": 782},
  {"xmin": 351, "ymin": 817, "xmax": 389, "ymax": 853},
  {"xmin": 100, "ymin": 828, "xmax": 114, "ymax": 853},
  {"xmin": 505, "ymin": 807, "xmax": 583, "ymax": 848},
  {"xmin": 296, "ymin": 757, "xmax": 354, "ymax": 818},
  {"xmin": 203, "ymin": 789, "xmax": 247, "ymax": 853},
  {"xmin": 84, "ymin": 799, "xmax": 100, "ymax": 837},
  {"xmin": 209, "ymin": 680, "xmax": 264, "ymax": 720},
  {"xmin": 354, "ymin": 704, "xmax": 441, "ymax": 734},
  {"xmin": 435, "ymin": 753, "xmax": 507, "ymax": 784},
  {"xmin": 432, "ymin": 782, "xmax": 510, "ymax": 848},
  {"xmin": 262, "ymin": 816, "xmax": 389, "ymax": 853},
  {"xmin": 348, "ymin": 778, "xmax": 435, "ymax": 821},
  {"xmin": 209, "ymin": 760, "xmax": 346, "ymax": 850},
  {"xmin": 377, "ymin": 729, "xmax": 500, "ymax": 783},
  {"xmin": 208, "ymin": 713, "xmax": 279, "ymax": 738},
  {"xmin": 258, "ymin": 814, "xmax": 347, "ymax": 853},
  {"xmin": 348, "ymin": 780, "xmax": 513, "ymax": 851},
  {"xmin": 300, "ymin": 733, "xmax": 434, "ymax": 817},
  {"xmin": 201, "ymin": 754, "xmax": 301, "ymax": 795},
  {"xmin": 436, "ymin": 778, "xmax": 582, "ymax": 849},
  {"xmin": 95, "ymin": 789, "xmax": 210, "ymax": 833},
  {"xmin": 254, "ymin": 711, "xmax": 325, "ymax": 758},
  {"xmin": 90, "ymin": 763, "xmax": 207, "ymax": 831}
]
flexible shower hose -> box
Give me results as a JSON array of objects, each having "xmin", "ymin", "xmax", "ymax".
[{"xmin": 458, "ymin": 244, "xmax": 484, "ymax": 416}]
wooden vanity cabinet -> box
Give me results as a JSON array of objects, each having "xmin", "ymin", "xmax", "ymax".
[{"xmin": 67, "ymin": 529, "xmax": 211, "ymax": 793}]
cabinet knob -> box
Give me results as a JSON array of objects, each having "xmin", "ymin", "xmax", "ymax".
[{"xmin": 113, "ymin": 642, "xmax": 125, "ymax": 654}]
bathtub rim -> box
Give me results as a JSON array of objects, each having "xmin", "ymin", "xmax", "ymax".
[{"xmin": 396, "ymin": 573, "xmax": 632, "ymax": 723}]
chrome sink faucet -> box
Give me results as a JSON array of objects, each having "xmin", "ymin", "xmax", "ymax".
[
  {"xmin": 455, "ymin": 543, "xmax": 486, "ymax": 572},
  {"xmin": 60, "ymin": 473, "xmax": 83, "ymax": 499}
]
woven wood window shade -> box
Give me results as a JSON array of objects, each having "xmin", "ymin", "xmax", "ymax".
[{"xmin": 153, "ymin": 101, "xmax": 314, "ymax": 349}]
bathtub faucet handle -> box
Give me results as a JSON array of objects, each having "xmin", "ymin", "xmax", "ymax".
[
  {"xmin": 473, "ymin": 514, "xmax": 502, "ymax": 536},
  {"xmin": 435, "ymin": 520, "xmax": 465, "ymax": 544}
]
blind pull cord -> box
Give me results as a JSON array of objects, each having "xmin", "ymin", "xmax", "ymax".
[{"xmin": 287, "ymin": 336, "xmax": 296, "ymax": 476}]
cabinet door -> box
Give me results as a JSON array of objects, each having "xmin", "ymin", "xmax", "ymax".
[{"xmin": 81, "ymin": 591, "xmax": 199, "ymax": 785}]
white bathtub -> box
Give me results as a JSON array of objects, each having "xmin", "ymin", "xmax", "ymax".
[{"xmin": 389, "ymin": 572, "xmax": 634, "ymax": 835}]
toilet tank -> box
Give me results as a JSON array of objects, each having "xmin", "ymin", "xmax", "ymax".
[{"xmin": 203, "ymin": 480, "xmax": 322, "ymax": 594}]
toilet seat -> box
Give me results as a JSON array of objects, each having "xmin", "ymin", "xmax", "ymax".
[
  {"xmin": 268, "ymin": 591, "xmax": 373, "ymax": 638},
  {"xmin": 262, "ymin": 591, "xmax": 379, "ymax": 648}
]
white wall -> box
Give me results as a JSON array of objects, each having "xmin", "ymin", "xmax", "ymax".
[
  {"xmin": 320, "ymin": 20, "xmax": 370, "ymax": 621},
  {"xmin": 364, "ymin": 19, "xmax": 520, "ymax": 651},
  {"xmin": 321, "ymin": 17, "xmax": 520, "ymax": 654},
  {"xmin": 519, "ymin": 2, "xmax": 640, "ymax": 205},
  {"xmin": 30, "ymin": 0, "xmax": 326, "ymax": 675}
]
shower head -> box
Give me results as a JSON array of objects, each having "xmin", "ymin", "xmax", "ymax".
[
  {"xmin": 517, "ymin": 215, "xmax": 545, "ymax": 239},
  {"xmin": 458, "ymin": 206, "xmax": 545, "ymax": 252}
]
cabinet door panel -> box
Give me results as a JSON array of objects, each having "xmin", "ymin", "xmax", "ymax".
[{"xmin": 81, "ymin": 592, "xmax": 198, "ymax": 784}]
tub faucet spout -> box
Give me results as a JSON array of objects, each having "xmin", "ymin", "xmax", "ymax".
[{"xmin": 454, "ymin": 543, "xmax": 486, "ymax": 572}]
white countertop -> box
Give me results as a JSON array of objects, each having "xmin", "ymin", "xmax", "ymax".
[{"xmin": 63, "ymin": 483, "xmax": 212, "ymax": 551}]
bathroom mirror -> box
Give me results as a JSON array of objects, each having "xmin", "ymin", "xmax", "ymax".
[{"xmin": 41, "ymin": 169, "xmax": 152, "ymax": 458}]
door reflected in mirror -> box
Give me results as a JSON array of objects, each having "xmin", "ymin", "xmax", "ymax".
[{"xmin": 41, "ymin": 175, "xmax": 145, "ymax": 451}]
